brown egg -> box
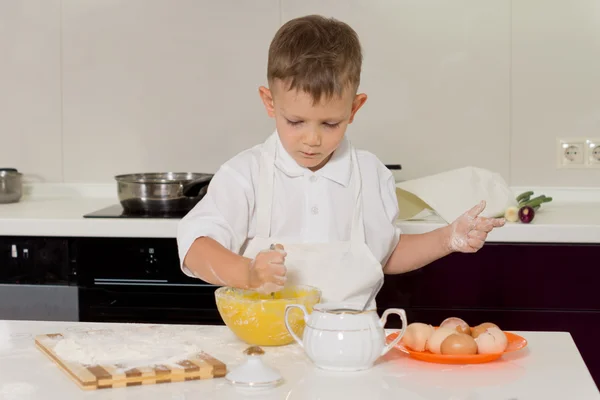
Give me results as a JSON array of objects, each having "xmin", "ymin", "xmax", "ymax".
[
  {"xmin": 471, "ymin": 322, "xmax": 500, "ymax": 339},
  {"xmin": 426, "ymin": 327, "xmax": 457, "ymax": 354},
  {"xmin": 440, "ymin": 333, "xmax": 478, "ymax": 355}
]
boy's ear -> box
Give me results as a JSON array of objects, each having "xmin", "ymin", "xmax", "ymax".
[
  {"xmin": 259, "ymin": 86, "xmax": 276, "ymax": 118},
  {"xmin": 349, "ymin": 93, "xmax": 367, "ymax": 123}
]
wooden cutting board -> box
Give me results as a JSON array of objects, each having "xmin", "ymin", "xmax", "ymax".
[{"xmin": 35, "ymin": 332, "xmax": 227, "ymax": 390}]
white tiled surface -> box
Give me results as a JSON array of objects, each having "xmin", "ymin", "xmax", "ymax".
[
  {"xmin": 282, "ymin": 0, "xmax": 511, "ymax": 181},
  {"xmin": 0, "ymin": 0, "xmax": 62, "ymax": 182},
  {"xmin": 511, "ymin": 0, "xmax": 600, "ymax": 187},
  {"xmin": 61, "ymin": 0, "xmax": 279, "ymax": 182},
  {"xmin": 1, "ymin": 1, "xmax": 599, "ymax": 187},
  {"xmin": 0, "ymin": 320, "xmax": 598, "ymax": 399}
]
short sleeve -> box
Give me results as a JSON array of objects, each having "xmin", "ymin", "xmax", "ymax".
[
  {"xmin": 378, "ymin": 165, "xmax": 402, "ymax": 265},
  {"xmin": 381, "ymin": 172, "xmax": 401, "ymax": 227},
  {"xmin": 176, "ymin": 163, "xmax": 254, "ymax": 277}
]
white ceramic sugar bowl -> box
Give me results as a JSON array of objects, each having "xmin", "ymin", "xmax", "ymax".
[{"xmin": 284, "ymin": 302, "xmax": 407, "ymax": 371}]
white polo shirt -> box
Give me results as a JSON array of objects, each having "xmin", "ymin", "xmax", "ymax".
[{"xmin": 177, "ymin": 132, "xmax": 402, "ymax": 277}]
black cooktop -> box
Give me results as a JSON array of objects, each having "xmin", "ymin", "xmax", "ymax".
[{"xmin": 83, "ymin": 204, "xmax": 187, "ymax": 219}]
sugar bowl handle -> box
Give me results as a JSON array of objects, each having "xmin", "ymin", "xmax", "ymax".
[
  {"xmin": 380, "ymin": 308, "xmax": 407, "ymax": 356},
  {"xmin": 284, "ymin": 304, "xmax": 307, "ymax": 349}
]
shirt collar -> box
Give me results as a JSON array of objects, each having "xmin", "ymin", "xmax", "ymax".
[{"xmin": 273, "ymin": 131, "xmax": 352, "ymax": 187}]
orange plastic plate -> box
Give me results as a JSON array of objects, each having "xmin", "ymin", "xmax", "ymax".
[{"xmin": 386, "ymin": 331, "xmax": 528, "ymax": 364}]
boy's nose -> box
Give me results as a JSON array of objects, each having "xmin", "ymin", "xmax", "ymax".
[{"xmin": 303, "ymin": 130, "xmax": 321, "ymax": 147}]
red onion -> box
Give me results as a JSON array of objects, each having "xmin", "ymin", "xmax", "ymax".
[{"xmin": 518, "ymin": 205, "xmax": 535, "ymax": 223}]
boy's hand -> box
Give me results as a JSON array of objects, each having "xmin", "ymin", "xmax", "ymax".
[
  {"xmin": 447, "ymin": 200, "xmax": 505, "ymax": 253},
  {"xmin": 249, "ymin": 244, "xmax": 287, "ymax": 293}
]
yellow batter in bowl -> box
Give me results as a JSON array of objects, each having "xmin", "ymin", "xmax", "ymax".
[{"xmin": 215, "ymin": 285, "xmax": 321, "ymax": 346}]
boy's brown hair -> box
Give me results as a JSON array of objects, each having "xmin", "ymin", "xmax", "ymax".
[{"xmin": 267, "ymin": 15, "xmax": 362, "ymax": 104}]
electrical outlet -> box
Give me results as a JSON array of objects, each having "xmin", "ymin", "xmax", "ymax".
[
  {"xmin": 557, "ymin": 138, "xmax": 585, "ymax": 168},
  {"xmin": 585, "ymin": 138, "xmax": 600, "ymax": 168}
]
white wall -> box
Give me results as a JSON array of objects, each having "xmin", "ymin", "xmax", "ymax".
[{"xmin": 1, "ymin": 0, "xmax": 599, "ymax": 187}]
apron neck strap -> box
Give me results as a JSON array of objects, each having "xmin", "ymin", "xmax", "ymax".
[
  {"xmin": 256, "ymin": 133, "xmax": 365, "ymax": 243},
  {"xmin": 349, "ymin": 146, "xmax": 366, "ymax": 243},
  {"xmin": 255, "ymin": 135, "xmax": 277, "ymax": 238}
]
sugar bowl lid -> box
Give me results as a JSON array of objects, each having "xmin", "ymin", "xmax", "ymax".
[{"xmin": 225, "ymin": 346, "xmax": 284, "ymax": 389}]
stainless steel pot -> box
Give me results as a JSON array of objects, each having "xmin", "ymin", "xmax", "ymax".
[
  {"xmin": 115, "ymin": 172, "xmax": 213, "ymax": 215},
  {"xmin": 0, "ymin": 168, "xmax": 23, "ymax": 204}
]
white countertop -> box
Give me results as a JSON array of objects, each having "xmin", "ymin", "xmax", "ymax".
[
  {"xmin": 0, "ymin": 320, "xmax": 598, "ymax": 399},
  {"xmin": 1, "ymin": 183, "xmax": 600, "ymax": 243}
]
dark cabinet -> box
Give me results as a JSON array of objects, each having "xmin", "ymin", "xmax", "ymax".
[
  {"xmin": 376, "ymin": 242, "xmax": 600, "ymax": 388},
  {"xmin": 0, "ymin": 237, "xmax": 75, "ymax": 285},
  {"xmin": 0, "ymin": 237, "xmax": 78, "ymax": 321}
]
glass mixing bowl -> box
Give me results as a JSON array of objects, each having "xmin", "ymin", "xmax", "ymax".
[{"xmin": 215, "ymin": 285, "xmax": 321, "ymax": 346}]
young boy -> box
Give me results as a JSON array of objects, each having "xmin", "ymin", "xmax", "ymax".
[{"xmin": 177, "ymin": 15, "xmax": 505, "ymax": 307}]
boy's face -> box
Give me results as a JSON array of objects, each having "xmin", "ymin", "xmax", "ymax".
[{"xmin": 259, "ymin": 80, "xmax": 367, "ymax": 171}]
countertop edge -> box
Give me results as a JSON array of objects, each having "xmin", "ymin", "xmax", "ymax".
[
  {"xmin": 0, "ymin": 184, "xmax": 599, "ymax": 243},
  {"xmin": 2, "ymin": 218, "xmax": 600, "ymax": 243}
]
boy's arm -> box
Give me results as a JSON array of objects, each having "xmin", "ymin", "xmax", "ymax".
[
  {"xmin": 183, "ymin": 236, "xmax": 253, "ymax": 287},
  {"xmin": 184, "ymin": 237, "xmax": 286, "ymax": 292},
  {"xmin": 383, "ymin": 227, "xmax": 452, "ymax": 274},
  {"xmin": 177, "ymin": 165, "xmax": 254, "ymax": 285},
  {"xmin": 384, "ymin": 201, "xmax": 505, "ymax": 274},
  {"xmin": 177, "ymin": 165, "xmax": 287, "ymax": 292},
  {"xmin": 383, "ymin": 227, "xmax": 451, "ymax": 274}
]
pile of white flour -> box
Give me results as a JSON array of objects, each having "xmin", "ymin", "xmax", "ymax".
[{"xmin": 52, "ymin": 325, "xmax": 205, "ymax": 369}]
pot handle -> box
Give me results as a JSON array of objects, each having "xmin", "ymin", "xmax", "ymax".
[
  {"xmin": 380, "ymin": 308, "xmax": 407, "ymax": 356},
  {"xmin": 181, "ymin": 176, "xmax": 212, "ymax": 198},
  {"xmin": 284, "ymin": 304, "xmax": 307, "ymax": 349}
]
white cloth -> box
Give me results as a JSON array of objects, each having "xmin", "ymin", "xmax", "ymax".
[
  {"xmin": 395, "ymin": 166, "xmax": 518, "ymax": 224},
  {"xmin": 177, "ymin": 131, "xmax": 401, "ymax": 303},
  {"xmin": 241, "ymin": 133, "xmax": 384, "ymax": 307}
]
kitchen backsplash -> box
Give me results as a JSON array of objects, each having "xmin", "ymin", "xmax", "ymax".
[{"xmin": 1, "ymin": 0, "xmax": 599, "ymax": 187}]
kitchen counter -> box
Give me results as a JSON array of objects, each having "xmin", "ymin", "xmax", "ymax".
[
  {"xmin": 0, "ymin": 319, "xmax": 598, "ymax": 399},
  {"xmin": 0, "ymin": 183, "xmax": 599, "ymax": 242}
]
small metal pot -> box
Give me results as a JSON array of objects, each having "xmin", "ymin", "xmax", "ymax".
[
  {"xmin": 0, "ymin": 168, "xmax": 23, "ymax": 204},
  {"xmin": 115, "ymin": 172, "xmax": 213, "ymax": 215}
]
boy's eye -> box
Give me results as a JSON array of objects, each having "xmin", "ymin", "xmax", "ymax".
[{"xmin": 285, "ymin": 119, "xmax": 339, "ymax": 129}]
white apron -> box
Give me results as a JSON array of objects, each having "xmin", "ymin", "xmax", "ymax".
[{"xmin": 241, "ymin": 134, "xmax": 384, "ymax": 308}]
